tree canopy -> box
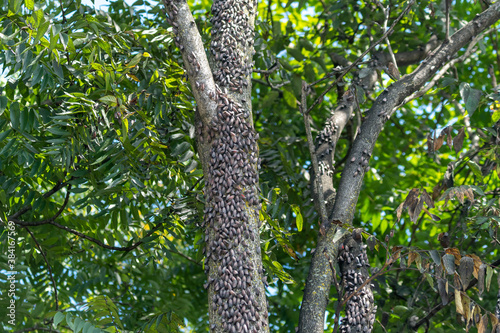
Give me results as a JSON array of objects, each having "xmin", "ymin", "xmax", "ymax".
[{"xmin": 1, "ymin": 0, "xmax": 500, "ymax": 332}]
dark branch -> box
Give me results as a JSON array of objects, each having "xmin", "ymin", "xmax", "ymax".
[
  {"xmin": 8, "ymin": 181, "xmax": 67, "ymax": 220},
  {"xmin": 11, "ymin": 185, "xmax": 72, "ymax": 226}
]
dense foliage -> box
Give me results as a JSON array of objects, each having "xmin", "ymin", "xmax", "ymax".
[{"xmin": 0, "ymin": 0, "xmax": 499, "ymax": 332}]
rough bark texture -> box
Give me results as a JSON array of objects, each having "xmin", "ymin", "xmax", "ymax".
[
  {"xmin": 298, "ymin": 3, "xmax": 500, "ymax": 332},
  {"xmin": 164, "ymin": 0, "xmax": 268, "ymax": 332},
  {"xmin": 163, "ymin": 0, "xmax": 218, "ymax": 126},
  {"xmin": 338, "ymin": 234, "xmax": 375, "ymax": 333}
]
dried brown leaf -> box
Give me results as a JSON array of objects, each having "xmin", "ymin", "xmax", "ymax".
[
  {"xmin": 486, "ymin": 265, "xmax": 494, "ymax": 291},
  {"xmin": 490, "ymin": 313, "xmax": 499, "ymax": 327},
  {"xmin": 453, "ymin": 128, "xmax": 465, "ymax": 154},
  {"xmin": 421, "ymin": 189, "xmax": 435, "ymax": 208},
  {"xmin": 458, "ymin": 256, "xmax": 475, "ymax": 289},
  {"xmin": 443, "ymin": 254, "xmax": 456, "ymax": 274},
  {"xmin": 454, "ymin": 272, "xmax": 462, "ymax": 291},
  {"xmin": 404, "ymin": 188, "xmax": 420, "ymax": 209},
  {"xmin": 473, "ymin": 305, "xmax": 481, "ymax": 325},
  {"xmin": 443, "ymin": 126, "xmax": 453, "ymax": 148},
  {"xmin": 478, "ymin": 314, "xmax": 488, "ymax": 333},
  {"xmin": 465, "ymin": 254, "xmax": 482, "ymax": 279},
  {"xmin": 462, "ymin": 294, "xmax": 471, "ymax": 326},
  {"xmin": 445, "ymin": 248, "xmax": 462, "ymax": 265},
  {"xmin": 434, "ymin": 133, "xmax": 445, "ymax": 150},
  {"xmin": 463, "ymin": 186, "xmax": 475, "ymax": 203},
  {"xmin": 396, "ymin": 202, "xmax": 404, "ymax": 222},
  {"xmin": 408, "ymin": 252, "xmax": 419, "ymax": 268},
  {"xmin": 437, "ymin": 278, "xmax": 448, "ymax": 305},
  {"xmin": 455, "ymin": 289, "xmax": 464, "ymax": 315},
  {"xmin": 455, "ymin": 187, "xmax": 465, "ymax": 204},
  {"xmin": 412, "ymin": 197, "xmax": 424, "ymax": 223},
  {"xmin": 478, "ymin": 263, "xmax": 486, "ymax": 295}
]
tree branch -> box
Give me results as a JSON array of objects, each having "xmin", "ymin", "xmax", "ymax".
[
  {"xmin": 331, "ymin": 2, "xmax": 500, "ymax": 227},
  {"xmin": 46, "ymin": 219, "xmax": 165, "ymax": 252},
  {"xmin": 399, "ymin": 27, "xmax": 494, "ymax": 107},
  {"xmin": 302, "ymin": 80, "xmax": 328, "ymax": 231},
  {"xmin": 306, "ymin": 0, "xmax": 416, "ymax": 114},
  {"xmin": 8, "ymin": 181, "xmax": 67, "ymax": 220},
  {"xmin": 11, "ymin": 185, "xmax": 72, "ymax": 226},
  {"xmin": 298, "ymin": 3, "xmax": 500, "ymax": 332},
  {"xmin": 162, "ymin": 0, "xmax": 218, "ymax": 126}
]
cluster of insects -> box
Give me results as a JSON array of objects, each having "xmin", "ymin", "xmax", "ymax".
[
  {"xmin": 165, "ymin": 0, "xmax": 266, "ymax": 331},
  {"xmin": 206, "ymin": 1, "xmax": 266, "ymax": 331},
  {"xmin": 316, "ymin": 117, "xmax": 338, "ymax": 160},
  {"xmin": 201, "ymin": 86, "xmax": 266, "ymax": 333},
  {"xmin": 210, "ymin": 0, "xmax": 256, "ymax": 92},
  {"xmin": 350, "ymin": 149, "xmax": 371, "ymax": 177},
  {"xmin": 338, "ymin": 241, "xmax": 376, "ymax": 333}
]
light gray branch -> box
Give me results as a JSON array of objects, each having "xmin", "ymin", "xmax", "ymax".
[
  {"xmin": 163, "ymin": 0, "xmax": 218, "ymax": 126},
  {"xmin": 298, "ymin": 3, "xmax": 500, "ymax": 332}
]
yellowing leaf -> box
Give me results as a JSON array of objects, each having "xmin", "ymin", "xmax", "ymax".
[
  {"xmin": 407, "ymin": 252, "xmax": 419, "ymax": 268},
  {"xmin": 296, "ymin": 212, "xmax": 303, "ymax": 232},
  {"xmin": 143, "ymin": 52, "xmax": 151, "ymax": 58},
  {"xmin": 455, "ymin": 289, "xmax": 463, "ymax": 315},
  {"xmin": 127, "ymin": 53, "xmax": 143, "ymax": 68},
  {"xmin": 127, "ymin": 73, "xmax": 140, "ymax": 82}
]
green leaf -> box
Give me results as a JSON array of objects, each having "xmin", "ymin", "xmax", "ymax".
[
  {"xmin": 468, "ymin": 161, "xmax": 483, "ymax": 181},
  {"xmin": 53, "ymin": 312, "xmax": 65, "ymax": 327},
  {"xmin": 283, "ymin": 89, "xmax": 296, "ymax": 108},
  {"xmin": 35, "ymin": 20, "xmax": 50, "ymax": 44},
  {"xmin": 127, "ymin": 53, "xmax": 143, "ymax": 68},
  {"xmin": 0, "ymin": 96, "xmax": 7, "ymax": 115},
  {"xmin": 296, "ymin": 210, "xmax": 303, "ymax": 232},
  {"xmin": 287, "ymin": 47, "xmax": 304, "ymax": 61},
  {"xmin": 99, "ymin": 95, "xmax": 118, "ymax": 106},
  {"xmin": 493, "ymin": 110, "xmax": 500, "ymax": 123},
  {"xmin": 172, "ymin": 142, "xmax": 190, "ymax": 156},
  {"xmin": 25, "ymin": 0, "xmax": 34, "ymax": 10},
  {"xmin": 459, "ymin": 82, "xmax": 481, "ymax": 116},
  {"xmin": 52, "ymin": 59, "xmax": 64, "ymax": 82},
  {"xmin": 10, "ymin": 102, "xmax": 20, "ymax": 129}
]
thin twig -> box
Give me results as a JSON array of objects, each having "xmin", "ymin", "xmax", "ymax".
[
  {"xmin": 301, "ymin": 81, "xmax": 329, "ymax": 232},
  {"xmin": 413, "ymin": 257, "xmax": 500, "ymax": 330},
  {"xmin": 251, "ymin": 78, "xmax": 290, "ymax": 91},
  {"xmin": 170, "ymin": 249, "xmax": 201, "ymax": 266},
  {"xmin": 375, "ymin": 1, "xmax": 399, "ymax": 71},
  {"xmin": 11, "ymin": 185, "xmax": 72, "ymax": 226},
  {"xmin": 305, "ymin": 0, "xmax": 416, "ymax": 114},
  {"xmin": 25, "ymin": 228, "xmax": 59, "ymax": 310},
  {"xmin": 47, "ymin": 220, "xmax": 165, "ymax": 252},
  {"xmin": 8, "ymin": 182, "xmax": 67, "ymax": 220},
  {"xmin": 253, "ymin": 61, "xmax": 279, "ymax": 74},
  {"xmin": 397, "ymin": 27, "xmax": 494, "ymax": 108}
]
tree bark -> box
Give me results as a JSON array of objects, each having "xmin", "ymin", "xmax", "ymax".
[
  {"xmin": 164, "ymin": 0, "xmax": 269, "ymax": 332},
  {"xmin": 298, "ymin": 3, "xmax": 500, "ymax": 332}
]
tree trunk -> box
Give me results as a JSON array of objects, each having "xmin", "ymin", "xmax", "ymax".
[{"xmin": 163, "ymin": 0, "xmax": 270, "ymax": 331}]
